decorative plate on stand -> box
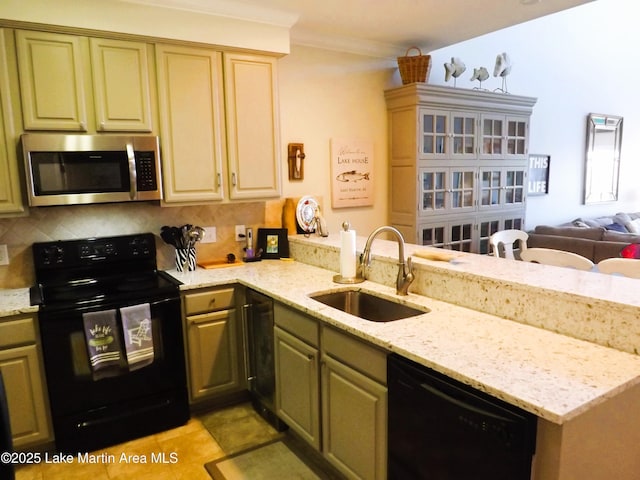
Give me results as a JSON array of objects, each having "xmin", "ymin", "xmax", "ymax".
[{"xmin": 296, "ymin": 196, "xmax": 319, "ymax": 233}]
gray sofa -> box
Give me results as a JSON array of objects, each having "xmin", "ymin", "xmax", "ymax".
[{"xmin": 528, "ymin": 212, "xmax": 640, "ymax": 263}]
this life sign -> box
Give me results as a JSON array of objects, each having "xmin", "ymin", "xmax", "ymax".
[{"xmin": 528, "ymin": 154, "xmax": 550, "ymax": 195}]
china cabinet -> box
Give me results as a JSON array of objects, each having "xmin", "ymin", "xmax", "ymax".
[{"xmin": 386, "ymin": 84, "xmax": 536, "ymax": 253}]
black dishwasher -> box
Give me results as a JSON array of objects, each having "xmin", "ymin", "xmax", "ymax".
[{"xmin": 388, "ymin": 354, "xmax": 537, "ymax": 480}]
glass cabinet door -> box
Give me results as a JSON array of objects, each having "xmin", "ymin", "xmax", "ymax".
[
  {"xmin": 419, "ymin": 220, "xmax": 473, "ymax": 251},
  {"xmin": 479, "ymin": 167, "xmax": 526, "ymax": 209},
  {"xmin": 506, "ymin": 117, "xmax": 528, "ymax": 157},
  {"xmin": 420, "ymin": 168, "xmax": 476, "ymax": 215},
  {"xmin": 450, "ymin": 113, "xmax": 477, "ymax": 159},
  {"xmin": 420, "ymin": 110, "xmax": 448, "ymax": 157},
  {"xmin": 481, "ymin": 115, "xmax": 504, "ymax": 156}
]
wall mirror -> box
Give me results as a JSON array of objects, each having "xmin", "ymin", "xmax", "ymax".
[{"xmin": 584, "ymin": 113, "xmax": 623, "ymax": 204}]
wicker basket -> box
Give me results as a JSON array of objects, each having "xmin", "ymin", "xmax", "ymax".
[{"xmin": 397, "ymin": 47, "xmax": 431, "ymax": 84}]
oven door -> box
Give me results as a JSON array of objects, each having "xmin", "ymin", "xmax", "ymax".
[{"xmin": 39, "ymin": 294, "xmax": 189, "ymax": 453}]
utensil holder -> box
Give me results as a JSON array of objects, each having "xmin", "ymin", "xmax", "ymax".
[{"xmin": 176, "ymin": 248, "xmax": 196, "ymax": 272}]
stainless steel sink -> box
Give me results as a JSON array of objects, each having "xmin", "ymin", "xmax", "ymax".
[{"xmin": 309, "ymin": 289, "xmax": 428, "ymax": 322}]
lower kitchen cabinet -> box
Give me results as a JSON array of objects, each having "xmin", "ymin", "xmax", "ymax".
[
  {"xmin": 274, "ymin": 303, "xmax": 320, "ymax": 449},
  {"xmin": 322, "ymin": 327, "xmax": 388, "ymax": 480},
  {"xmin": 182, "ymin": 286, "xmax": 245, "ymax": 404},
  {"xmin": 274, "ymin": 302, "xmax": 387, "ymax": 480},
  {"xmin": 0, "ymin": 314, "xmax": 52, "ymax": 448}
]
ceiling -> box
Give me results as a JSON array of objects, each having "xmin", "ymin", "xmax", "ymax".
[{"xmin": 122, "ymin": 0, "xmax": 594, "ymax": 57}]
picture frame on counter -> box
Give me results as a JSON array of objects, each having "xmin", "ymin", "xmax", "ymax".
[{"xmin": 257, "ymin": 228, "xmax": 289, "ymax": 259}]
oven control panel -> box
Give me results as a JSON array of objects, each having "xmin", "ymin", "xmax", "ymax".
[{"xmin": 33, "ymin": 233, "xmax": 156, "ymax": 270}]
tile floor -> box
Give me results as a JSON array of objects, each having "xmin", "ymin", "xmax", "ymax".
[{"xmin": 14, "ymin": 403, "xmax": 280, "ymax": 480}]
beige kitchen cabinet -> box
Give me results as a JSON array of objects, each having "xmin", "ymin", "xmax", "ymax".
[
  {"xmin": 223, "ymin": 52, "xmax": 281, "ymax": 200},
  {"xmin": 15, "ymin": 30, "xmax": 153, "ymax": 132},
  {"xmin": 0, "ymin": 314, "xmax": 52, "ymax": 448},
  {"xmin": 385, "ymin": 84, "xmax": 536, "ymax": 252},
  {"xmin": 274, "ymin": 302, "xmax": 387, "ymax": 480},
  {"xmin": 321, "ymin": 327, "xmax": 387, "ymax": 480},
  {"xmin": 183, "ymin": 287, "xmax": 245, "ymax": 403},
  {"xmin": 155, "ymin": 44, "xmax": 226, "ymax": 203},
  {"xmin": 274, "ymin": 303, "xmax": 320, "ymax": 449},
  {"xmin": 0, "ymin": 29, "xmax": 24, "ymax": 214}
]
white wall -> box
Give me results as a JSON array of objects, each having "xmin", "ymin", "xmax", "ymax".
[
  {"xmin": 428, "ymin": 0, "xmax": 640, "ymax": 228},
  {"xmin": 277, "ymin": 46, "xmax": 397, "ymax": 235}
]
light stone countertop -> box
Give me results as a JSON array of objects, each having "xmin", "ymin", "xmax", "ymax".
[
  {"xmin": 0, "ymin": 288, "xmax": 37, "ymax": 317},
  {"xmin": 169, "ymin": 258, "xmax": 640, "ymax": 425},
  {"xmin": 4, "ymin": 235, "xmax": 640, "ymax": 426}
]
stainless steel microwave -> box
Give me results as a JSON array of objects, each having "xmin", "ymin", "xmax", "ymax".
[{"xmin": 21, "ymin": 134, "xmax": 163, "ymax": 207}]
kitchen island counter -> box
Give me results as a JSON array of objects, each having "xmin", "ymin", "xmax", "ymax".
[{"xmin": 169, "ymin": 257, "xmax": 640, "ymax": 426}]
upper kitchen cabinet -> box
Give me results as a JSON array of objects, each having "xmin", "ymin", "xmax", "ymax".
[
  {"xmin": 157, "ymin": 48, "xmax": 282, "ymax": 204},
  {"xmin": 0, "ymin": 29, "xmax": 25, "ymax": 214},
  {"xmin": 155, "ymin": 44, "xmax": 226, "ymax": 203},
  {"xmin": 15, "ymin": 30, "xmax": 153, "ymax": 132},
  {"xmin": 223, "ymin": 52, "xmax": 281, "ymax": 200},
  {"xmin": 88, "ymin": 38, "xmax": 153, "ymax": 132}
]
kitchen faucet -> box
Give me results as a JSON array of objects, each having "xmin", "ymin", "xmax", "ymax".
[{"xmin": 361, "ymin": 226, "xmax": 415, "ymax": 295}]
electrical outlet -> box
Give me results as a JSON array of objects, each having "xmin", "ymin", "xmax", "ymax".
[
  {"xmin": 201, "ymin": 226, "xmax": 217, "ymax": 243},
  {"xmin": 235, "ymin": 225, "xmax": 246, "ymax": 242},
  {"xmin": 0, "ymin": 244, "xmax": 8, "ymax": 266}
]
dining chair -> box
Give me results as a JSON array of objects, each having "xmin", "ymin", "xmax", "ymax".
[
  {"xmin": 489, "ymin": 229, "xmax": 529, "ymax": 260},
  {"xmin": 597, "ymin": 258, "xmax": 640, "ymax": 278},
  {"xmin": 520, "ymin": 247, "xmax": 594, "ymax": 271}
]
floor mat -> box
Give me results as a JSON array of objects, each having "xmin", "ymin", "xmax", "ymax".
[{"xmin": 205, "ymin": 438, "xmax": 322, "ymax": 480}]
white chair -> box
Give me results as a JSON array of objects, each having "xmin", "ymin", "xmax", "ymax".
[
  {"xmin": 489, "ymin": 229, "xmax": 528, "ymax": 260},
  {"xmin": 597, "ymin": 258, "xmax": 640, "ymax": 278},
  {"xmin": 520, "ymin": 247, "xmax": 594, "ymax": 271}
]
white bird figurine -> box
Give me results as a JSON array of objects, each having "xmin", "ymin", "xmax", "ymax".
[
  {"xmin": 444, "ymin": 57, "xmax": 466, "ymax": 86},
  {"xmin": 493, "ymin": 52, "xmax": 512, "ymax": 92},
  {"xmin": 470, "ymin": 67, "xmax": 489, "ymax": 83}
]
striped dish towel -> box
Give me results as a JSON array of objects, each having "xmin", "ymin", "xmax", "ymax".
[
  {"xmin": 120, "ymin": 303, "xmax": 154, "ymax": 370},
  {"xmin": 82, "ymin": 309, "xmax": 122, "ymax": 372}
]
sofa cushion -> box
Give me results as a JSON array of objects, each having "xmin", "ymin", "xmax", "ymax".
[
  {"xmin": 601, "ymin": 230, "xmax": 640, "ymax": 243},
  {"xmin": 528, "ymin": 234, "xmax": 596, "ymax": 260},
  {"xmin": 605, "ymin": 223, "xmax": 627, "ymax": 233},
  {"xmin": 578, "ymin": 216, "xmax": 616, "ymax": 228},
  {"xmin": 593, "ymin": 242, "xmax": 631, "ymax": 264},
  {"xmin": 533, "ymin": 225, "xmax": 604, "ymax": 240}
]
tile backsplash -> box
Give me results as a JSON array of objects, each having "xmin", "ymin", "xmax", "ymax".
[{"xmin": 0, "ymin": 200, "xmax": 283, "ymax": 288}]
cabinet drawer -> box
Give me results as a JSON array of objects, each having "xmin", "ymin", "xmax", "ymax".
[
  {"xmin": 274, "ymin": 302, "xmax": 319, "ymax": 347},
  {"xmin": 322, "ymin": 327, "xmax": 387, "ymax": 385},
  {"xmin": 0, "ymin": 315, "xmax": 37, "ymax": 349},
  {"xmin": 184, "ymin": 288, "xmax": 235, "ymax": 315}
]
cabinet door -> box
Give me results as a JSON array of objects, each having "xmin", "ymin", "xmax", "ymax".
[
  {"xmin": 89, "ymin": 38, "xmax": 152, "ymax": 132},
  {"xmin": 186, "ymin": 309, "xmax": 241, "ymax": 401},
  {"xmin": 420, "ymin": 167, "xmax": 475, "ymax": 215},
  {"xmin": 156, "ymin": 44, "xmax": 225, "ymax": 203},
  {"xmin": 223, "ymin": 53, "xmax": 281, "ymax": 199},
  {"xmin": 15, "ymin": 30, "xmax": 88, "ymax": 131},
  {"xmin": 0, "ymin": 30, "xmax": 24, "ymax": 214},
  {"xmin": 419, "ymin": 218, "xmax": 475, "ymax": 252},
  {"xmin": 480, "ymin": 114, "xmax": 529, "ymax": 160},
  {"xmin": 274, "ymin": 326, "xmax": 320, "ymax": 450},
  {"xmin": 477, "ymin": 214, "xmax": 525, "ymax": 255},
  {"xmin": 479, "ymin": 166, "xmax": 526, "ymax": 210},
  {"xmin": 322, "ymin": 355, "xmax": 387, "ymax": 480},
  {"xmin": 419, "ymin": 108, "xmax": 449, "ymax": 158},
  {"xmin": 0, "ymin": 345, "xmax": 52, "ymax": 448}
]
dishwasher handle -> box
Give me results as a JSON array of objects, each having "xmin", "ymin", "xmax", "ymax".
[{"xmin": 419, "ymin": 382, "xmax": 516, "ymax": 424}]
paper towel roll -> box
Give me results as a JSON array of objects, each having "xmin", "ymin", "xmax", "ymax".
[{"xmin": 340, "ymin": 229, "xmax": 357, "ymax": 278}]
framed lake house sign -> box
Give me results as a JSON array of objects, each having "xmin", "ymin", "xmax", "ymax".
[{"xmin": 330, "ymin": 138, "xmax": 374, "ymax": 208}]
